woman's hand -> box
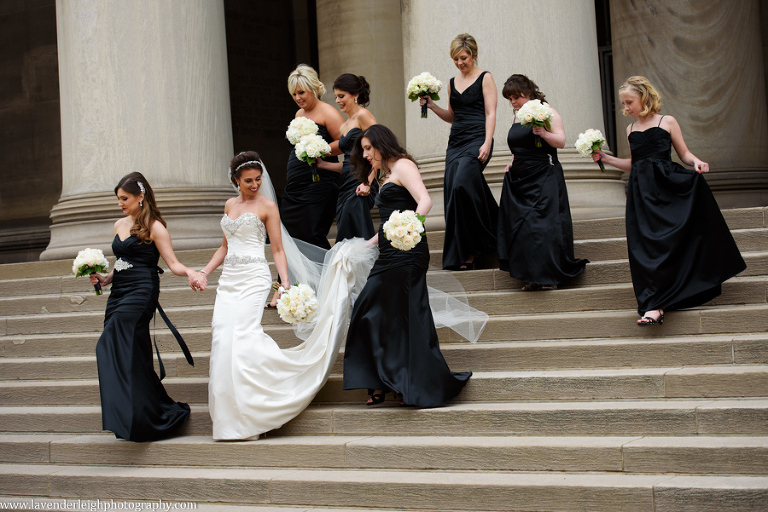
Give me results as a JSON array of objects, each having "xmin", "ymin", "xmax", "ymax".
[
  {"xmin": 89, "ymin": 272, "xmax": 112, "ymax": 287},
  {"xmin": 532, "ymin": 125, "xmax": 547, "ymax": 136},
  {"xmin": 356, "ymin": 183, "xmax": 371, "ymax": 196},
  {"xmin": 419, "ymin": 95, "xmax": 434, "ymax": 109},
  {"xmin": 693, "ymin": 158, "xmax": 709, "ymax": 174},
  {"xmin": 478, "ymin": 141, "xmax": 492, "ymax": 163},
  {"xmin": 188, "ymin": 270, "xmax": 207, "ymax": 292},
  {"xmin": 504, "ymin": 155, "xmax": 514, "ymax": 173},
  {"xmin": 591, "ymin": 151, "xmax": 603, "ymax": 164}
]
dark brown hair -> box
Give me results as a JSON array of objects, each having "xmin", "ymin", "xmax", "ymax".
[
  {"xmin": 229, "ymin": 151, "xmax": 264, "ymax": 188},
  {"xmin": 502, "ymin": 74, "xmax": 547, "ymax": 103},
  {"xmin": 114, "ymin": 172, "xmax": 165, "ymax": 243},
  {"xmin": 333, "ymin": 73, "xmax": 371, "ymax": 106},
  {"xmin": 351, "ymin": 125, "xmax": 415, "ymax": 182}
]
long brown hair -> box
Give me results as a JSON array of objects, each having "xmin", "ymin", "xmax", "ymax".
[
  {"xmin": 350, "ymin": 125, "xmax": 415, "ymax": 182},
  {"xmin": 502, "ymin": 74, "xmax": 547, "ymax": 103},
  {"xmin": 114, "ymin": 172, "xmax": 165, "ymax": 243}
]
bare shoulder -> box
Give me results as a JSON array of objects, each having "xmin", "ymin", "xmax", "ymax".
[
  {"xmin": 259, "ymin": 194, "xmax": 278, "ymax": 211},
  {"xmin": 660, "ymin": 114, "xmax": 680, "ymax": 130},
  {"xmin": 392, "ymin": 157, "xmax": 419, "ymax": 175},
  {"xmin": 358, "ymin": 108, "xmax": 376, "ymax": 127},
  {"xmin": 482, "ymin": 71, "xmax": 496, "ymax": 84}
]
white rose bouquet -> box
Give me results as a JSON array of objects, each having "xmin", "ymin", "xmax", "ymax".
[
  {"xmin": 285, "ymin": 117, "xmax": 319, "ymax": 145},
  {"xmin": 276, "ymin": 283, "xmax": 319, "ymax": 324},
  {"xmin": 407, "ymin": 72, "xmax": 442, "ymax": 118},
  {"xmin": 516, "ymin": 99, "xmax": 554, "ymax": 147},
  {"xmin": 575, "ymin": 128, "xmax": 606, "ymax": 172},
  {"xmin": 73, "ymin": 248, "xmax": 109, "ymax": 295},
  {"xmin": 294, "ymin": 133, "xmax": 332, "ymax": 183},
  {"xmin": 383, "ymin": 209, "xmax": 426, "ymax": 251}
]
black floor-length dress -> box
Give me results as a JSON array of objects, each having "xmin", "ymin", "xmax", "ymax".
[
  {"xmin": 95, "ymin": 235, "xmax": 190, "ymax": 442},
  {"xmin": 497, "ymin": 121, "xmax": 588, "ymax": 285},
  {"xmin": 335, "ymin": 127, "xmax": 378, "ymax": 242},
  {"xmin": 343, "ymin": 183, "xmax": 471, "ymax": 407},
  {"xmin": 442, "ymin": 71, "xmax": 499, "ymax": 269},
  {"xmin": 281, "ymin": 124, "xmax": 341, "ymax": 249},
  {"xmin": 625, "ymin": 123, "xmax": 746, "ymax": 314}
]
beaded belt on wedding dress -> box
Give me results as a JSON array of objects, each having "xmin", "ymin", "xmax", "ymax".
[{"xmin": 224, "ymin": 254, "xmax": 267, "ymax": 266}]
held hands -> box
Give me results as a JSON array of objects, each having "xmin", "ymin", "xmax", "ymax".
[
  {"xmin": 189, "ymin": 270, "xmax": 207, "ymax": 292},
  {"xmin": 356, "ymin": 183, "xmax": 371, "ymax": 196}
]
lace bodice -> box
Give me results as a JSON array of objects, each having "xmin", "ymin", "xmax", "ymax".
[{"xmin": 220, "ymin": 213, "xmax": 268, "ymax": 266}]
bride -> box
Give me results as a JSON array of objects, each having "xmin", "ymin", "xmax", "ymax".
[{"xmin": 195, "ymin": 150, "xmax": 487, "ymax": 441}]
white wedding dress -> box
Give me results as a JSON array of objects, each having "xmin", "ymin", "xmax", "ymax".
[
  {"xmin": 209, "ymin": 212, "xmax": 376, "ymax": 440},
  {"xmin": 208, "ymin": 168, "xmax": 487, "ymax": 441}
]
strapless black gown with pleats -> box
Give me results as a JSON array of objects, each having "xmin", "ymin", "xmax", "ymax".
[
  {"xmin": 343, "ymin": 183, "xmax": 471, "ymax": 407},
  {"xmin": 280, "ymin": 124, "xmax": 341, "ymax": 249},
  {"xmin": 497, "ymin": 122, "xmax": 587, "ymax": 285},
  {"xmin": 335, "ymin": 127, "xmax": 378, "ymax": 242},
  {"xmin": 443, "ymin": 71, "xmax": 499, "ymax": 269},
  {"xmin": 626, "ymin": 127, "xmax": 745, "ymax": 314},
  {"xmin": 95, "ymin": 236, "xmax": 190, "ymax": 442}
]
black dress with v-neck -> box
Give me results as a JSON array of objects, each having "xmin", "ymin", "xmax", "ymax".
[
  {"xmin": 95, "ymin": 235, "xmax": 190, "ymax": 441},
  {"xmin": 442, "ymin": 71, "xmax": 499, "ymax": 269},
  {"xmin": 625, "ymin": 121, "xmax": 745, "ymax": 314}
]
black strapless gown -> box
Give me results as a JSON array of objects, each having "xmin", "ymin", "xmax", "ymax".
[
  {"xmin": 343, "ymin": 183, "xmax": 471, "ymax": 407},
  {"xmin": 95, "ymin": 236, "xmax": 190, "ymax": 442},
  {"xmin": 335, "ymin": 127, "xmax": 378, "ymax": 242},
  {"xmin": 626, "ymin": 127, "xmax": 746, "ymax": 314},
  {"xmin": 497, "ymin": 122, "xmax": 588, "ymax": 285},
  {"xmin": 443, "ymin": 71, "xmax": 499, "ymax": 269},
  {"xmin": 280, "ymin": 124, "xmax": 341, "ymax": 249}
]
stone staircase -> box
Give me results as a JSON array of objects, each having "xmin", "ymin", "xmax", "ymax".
[{"xmin": 0, "ymin": 207, "xmax": 767, "ymax": 511}]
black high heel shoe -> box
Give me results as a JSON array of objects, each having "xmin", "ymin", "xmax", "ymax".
[
  {"xmin": 638, "ymin": 310, "xmax": 664, "ymax": 326},
  {"xmin": 367, "ymin": 391, "xmax": 386, "ymax": 406}
]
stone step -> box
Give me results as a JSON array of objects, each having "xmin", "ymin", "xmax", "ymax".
[
  {"xmin": 3, "ymin": 302, "xmax": 768, "ymax": 343},
  {"xmin": 1, "ymin": 365, "xmax": 766, "ymax": 404},
  {"xmin": 0, "ymin": 463, "xmax": 766, "ymax": 512},
  {"xmin": 4, "ymin": 274, "xmax": 764, "ymax": 318},
  {"xmin": 1, "ymin": 433, "xmax": 766, "ymax": 476},
  {"xmin": 1, "ymin": 207, "xmax": 764, "ymax": 282},
  {"xmin": 0, "ymin": 500, "xmax": 412, "ymax": 512},
  {"xmin": 2, "ymin": 399, "xmax": 767, "ymax": 436},
  {"xmin": 2, "ymin": 330, "xmax": 766, "ymax": 375}
]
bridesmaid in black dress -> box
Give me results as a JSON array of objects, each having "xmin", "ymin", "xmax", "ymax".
[
  {"xmin": 281, "ymin": 64, "xmax": 344, "ymax": 250},
  {"xmin": 593, "ymin": 76, "xmax": 745, "ymax": 325},
  {"xmin": 331, "ymin": 73, "xmax": 378, "ymax": 242},
  {"xmin": 498, "ymin": 74, "xmax": 587, "ymax": 291},
  {"xmin": 343, "ymin": 125, "xmax": 471, "ymax": 408},
  {"xmin": 88, "ymin": 172, "xmax": 203, "ymax": 441},
  {"xmin": 420, "ymin": 33, "xmax": 499, "ymax": 270}
]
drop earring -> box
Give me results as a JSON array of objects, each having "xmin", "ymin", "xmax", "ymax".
[
  {"xmin": 354, "ymin": 96, "xmax": 358, "ymax": 104},
  {"xmin": 140, "ymin": 200, "xmax": 143, "ymax": 207}
]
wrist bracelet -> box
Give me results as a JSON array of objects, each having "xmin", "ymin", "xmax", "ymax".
[{"xmin": 199, "ymin": 270, "xmax": 208, "ymax": 276}]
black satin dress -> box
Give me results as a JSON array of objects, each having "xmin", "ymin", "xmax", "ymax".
[
  {"xmin": 626, "ymin": 124, "xmax": 746, "ymax": 314},
  {"xmin": 95, "ymin": 236, "xmax": 190, "ymax": 442},
  {"xmin": 443, "ymin": 71, "xmax": 499, "ymax": 269},
  {"xmin": 335, "ymin": 127, "xmax": 378, "ymax": 242},
  {"xmin": 343, "ymin": 183, "xmax": 471, "ymax": 407},
  {"xmin": 497, "ymin": 121, "xmax": 587, "ymax": 285},
  {"xmin": 281, "ymin": 124, "xmax": 341, "ymax": 249}
]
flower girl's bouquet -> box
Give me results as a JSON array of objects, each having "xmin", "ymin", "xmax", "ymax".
[
  {"xmin": 383, "ymin": 209, "xmax": 426, "ymax": 251},
  {"xmin": 407, "ymin": 72, "xmax": 442, "ymax": 118},
  {"xmin": 286, "ymin": 118, "xmax": 331, "ymax": 182},
  {"xmin": 277, "ymin": 283, "xmax": 319, "ymax": 324},
  {"xmin": 73, "ymin": 248, "xmax": 109, "ymax": 295},
  {"xmin": 516, "ymin": 99, "xmax": 553, "ymax": 147},
  {"xmin": 575, "ymin": 128, "xmax": 607, "ymax": 172}
]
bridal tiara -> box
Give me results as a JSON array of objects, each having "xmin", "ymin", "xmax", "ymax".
[{"xmin": 234, "ymin": 160, "xmax": 264, "ymax": 173}]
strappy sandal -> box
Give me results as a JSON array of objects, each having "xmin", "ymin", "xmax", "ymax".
[
  {"xmin": 264, "ymin": 303, "xmax": 277, "ymax": 309},
  {"xmin": 522, "ymin": 283, "xmax": 542, "ymax": 291},
  {"xmin": 638, "ymin": 309, "xmax": 664, "ymax": 326},
  {"xmin": 367, "ymin": 391, "xmax": 386, "ymax": 406}
]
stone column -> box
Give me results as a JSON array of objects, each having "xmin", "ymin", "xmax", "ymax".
[
  {"xmin": 41, "ymin": 0, "xmax": 234, "ymax": 260},
  {"xmin": 401, "ymin": 0, "xmax": 625, "ymax": 230},
  {"xmin": 611, "ymin": 0, "xmax": 768, "ymax": 207},
  {"xmin": 316, "ymin": 0, "xmax": 406, "ymax": 142}
]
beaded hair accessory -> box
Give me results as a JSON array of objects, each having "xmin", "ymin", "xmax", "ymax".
[
  {"xmin": 234, "ymin": 160, "xmax": 263, "ymax": 173},
  {"xmin": 137, "ymin": 181, "xmax": 146, "ymax": 194}
]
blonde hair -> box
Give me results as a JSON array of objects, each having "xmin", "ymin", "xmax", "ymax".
[
  {"xmin": 287, "ymin": 64, "xmax": 326, "ymax": 98},
  {"xmin": 619, "ymin": 76, "xmax": 662, "ymax": 117},
  {"xmin": 450, "ymin": 33, "xmax": 478, "ymax": 62}
]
